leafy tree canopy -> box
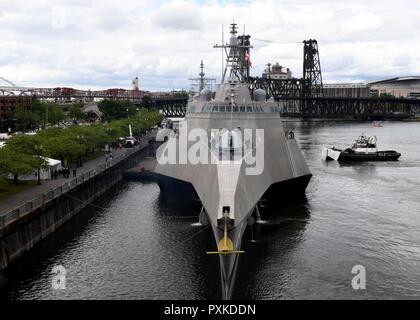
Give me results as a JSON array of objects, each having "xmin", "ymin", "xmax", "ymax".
[{"xmin": 98, "ymin": 99, "xmax": 136, "ymax": 122}]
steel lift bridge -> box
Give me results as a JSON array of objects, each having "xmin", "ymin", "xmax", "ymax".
[{"xmin": 159, "ymin": 36, "xmax": 420, "ymax": 119}]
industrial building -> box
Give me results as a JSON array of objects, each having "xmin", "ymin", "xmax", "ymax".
[
  {"xmin": 323, "ymin": 82, "xmax": 371, "ymax": 98},
  {"xmin": 262, "ymin": 63, "xmax": 292, "ymax": 80},
  {"xmin": 369, "ymin": 77, "xmax": 420, "ymax": 98},
  {"xmin": 323, "ymin": 77, "xmax": 420, "ymax": 99}
]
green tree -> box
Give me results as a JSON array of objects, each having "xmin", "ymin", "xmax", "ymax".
[
  {"xmin": 32, "ymin": 99, "xmax": 65, "ymax": 126},
  {"xmin": 39, "ymin": 128, "xmax": 84, "ymax": 166},
  {"xmin": 0, "ymin": 148, "xmax": 38, "ymax": 183},
  {"xmin": 98, "ymin": 99, "xmax": 136, "ymax": 122},
  {"xmin": 379, "ymin": 92, "xmax": 395, "ymax": 99},
  {"xmin": 0, "ymin": 134, "xmax": 49, "ymax": 184},
  {"xmin": 141, "ymin": 95, "xmax": 155, "ymax": 111},
  {"xmin": 8, "ymin": 105, "xmax": 40, "ymax": 131},
  {"xmin": 68, "ymin": 103, "xmax": 85, "ymax": 122}
]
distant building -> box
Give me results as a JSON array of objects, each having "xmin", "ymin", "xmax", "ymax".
[
  {"xmin": 132, "ymin": 77, "xmax": 140, "ymax": 91},
  {"xmin": 324, "ymin": 76, "xmax": 420, "ymax": 99},
  {"xmin": 369, "ymin": 77, "xmax": 420, "ymax": 98},
  {"xmin": 323, "ymin": 82, "xmax": 371, "ymax": 98},
  {"xmin": 0, "ymin": 96, "xmax": 32, "ymax": 120},
  {"xmin": 262, "ymin": 63, "xmax": 292, "ymax": 80},
  {"xmin": 83, "ymin": 102, "xmax": 102, "ymax": 123}
]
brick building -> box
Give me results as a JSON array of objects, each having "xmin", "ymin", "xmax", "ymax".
[{"xmin": 0, "ymin": 96, "xmax": 33, "ymax": 120}]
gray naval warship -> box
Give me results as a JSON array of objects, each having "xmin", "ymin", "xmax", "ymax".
[{"xmin": 154, "ymin": 24, "xmax": 312, "ymax": 299}]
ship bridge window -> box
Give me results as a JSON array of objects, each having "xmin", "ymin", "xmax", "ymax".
[{"xmin": 205, "ymin": 105, "xmax": 267, "ymax": 113}]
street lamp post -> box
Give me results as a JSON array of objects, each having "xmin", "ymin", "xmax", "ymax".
[
  {"xmin": 45, "ymin": 104, "xmax": 49, "ymax": 127},
  {"xmin": 77, "ymin": 134, "xmax": 85, "ymax": 167},
  {"xmin": 35, "ymin": 144, "xmax": 43, "ymax": 185},
  {"xmin": 136, "ymin": 108, "xmax": 141, "ymax": 135}
]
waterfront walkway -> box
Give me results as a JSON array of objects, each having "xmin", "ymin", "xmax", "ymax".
[
  {"xmin": 0, "ymin": 133, "xmax": 154, "ymax": 224},
  {"xmin": 0, "ymin": 148, "xmax": 124, "ymax": 215}
]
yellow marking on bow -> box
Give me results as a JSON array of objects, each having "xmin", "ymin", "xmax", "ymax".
[{"xmin": 206, "ymin": 213, "xmax": 244, "ymax": 255}]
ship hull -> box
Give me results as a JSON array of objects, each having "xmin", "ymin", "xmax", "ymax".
[
  {"xmin": 323, "ymin": 148, "xmax": 401, "ymax": 162},
  {"xmin": 156, "ymin": 173, "xmax": 312, "ymax": 209},
  {"xmin": 338, "ymin": 151, "xmax": 401, "ymax": 161}
]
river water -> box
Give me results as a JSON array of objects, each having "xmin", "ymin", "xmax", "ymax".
[{"xmin": 2, "ymin": 121, "xmax": 420, "ymax": 300}]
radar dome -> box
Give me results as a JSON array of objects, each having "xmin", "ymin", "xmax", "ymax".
[{"xmin": 254, "ymin": 89, "xmax": 266, "ymax": 102}]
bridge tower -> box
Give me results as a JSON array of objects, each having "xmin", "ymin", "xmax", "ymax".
[{"xmin": 302, "ymin": 39, "xmax": 323, "ymax": 97}]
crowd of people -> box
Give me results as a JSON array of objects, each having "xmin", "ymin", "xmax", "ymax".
[{"xmin": 52, "ymin": 167, "xmax": 77, "ymax": 180}]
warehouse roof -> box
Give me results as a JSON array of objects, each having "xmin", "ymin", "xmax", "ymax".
[{"xmin": 369, "ymin": 76, "xmax": 420, "ymax": 85}]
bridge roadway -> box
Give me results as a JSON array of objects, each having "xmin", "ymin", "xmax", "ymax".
[
  {"xmin": 2, "ymin": 81, "xmax": 418, "ymax": 119},
  {"xmin": 158, "ymin": 96, "xmax": 420, "ymax": 119},
  {"xmin": 0, "ymin": 84, "xmax": 188, "ymax": 105}
]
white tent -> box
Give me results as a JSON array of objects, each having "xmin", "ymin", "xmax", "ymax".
[{"xmin": 13, "ymin": 157, "xmax": 63, "ymax": 181}]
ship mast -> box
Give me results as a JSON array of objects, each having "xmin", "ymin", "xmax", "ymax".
[
  {"xmin": 214, "ymin": 23, "xmax": 253, "ymax": 83},
  {"xmin": 189, "ymin": 60, "xmax": 216, "ymax": 92}
]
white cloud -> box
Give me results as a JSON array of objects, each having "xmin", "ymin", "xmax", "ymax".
[{"xmin": 0, "ymin": 0, "xmax": 419, "ymax": 90}]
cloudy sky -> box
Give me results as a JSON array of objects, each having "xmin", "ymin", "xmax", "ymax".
[{"xmin": 0, "ymin": 0, "xmax": 419, "ymax": 91}]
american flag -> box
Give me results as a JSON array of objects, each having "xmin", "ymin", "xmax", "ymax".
[{"xmin": 244, "ymin": 51, "xmax": 252, "ymax": 67}]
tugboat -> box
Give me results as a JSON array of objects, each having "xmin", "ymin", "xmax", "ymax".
[{"xmin": 322, "ymin": 135, "xmax": 401, "ymax": 161}]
